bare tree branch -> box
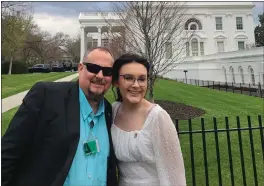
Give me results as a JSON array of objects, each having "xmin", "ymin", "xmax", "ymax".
[{"xmin": 102, "ymin": 1, "xmax": 193, "ymax": 101}]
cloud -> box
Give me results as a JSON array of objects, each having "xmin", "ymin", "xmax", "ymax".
[
  {"xmin": 33, "ymin": 12, "xmax": 80, "ymax": 37},
  {"xmin": 31, "ymin": 2, "xmax": 113, "ymax": 37},
  {"xmin": 32, "ymin": 2, "xmax": 263, "ymax": 37},
  {"xmin": 253, "ymin": 2, "xmax": 264, "ymax": 25},
  {"xmin": 33, "ymin": 2, "xmax": 112, "ymax": 17}
]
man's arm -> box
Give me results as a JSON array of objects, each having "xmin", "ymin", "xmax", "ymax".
[{"xmin": 1, "ymin": 82, "xmax": 46, "ymax": 186}]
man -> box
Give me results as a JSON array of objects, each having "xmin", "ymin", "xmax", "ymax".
[{"xmin": 2, "ymin": 47, "xmax": 118, "ymax": 186}]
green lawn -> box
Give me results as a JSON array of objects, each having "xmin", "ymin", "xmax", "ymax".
[
  {"xmin": 1, "ymin": 72, "xmax": 75, "ymax": 98},
  {"xmin": 1, "ymin": 78, "xmax": 263, "ymax": 186}
]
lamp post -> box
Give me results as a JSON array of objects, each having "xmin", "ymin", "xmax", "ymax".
[{"xmin": 183, "ymin": 70, "xmax": 188, "ymax": 84}]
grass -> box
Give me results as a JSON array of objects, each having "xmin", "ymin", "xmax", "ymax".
[
  {"xmin": 154, "ymin": 79, "xmax": 263, "ymax": 186},
  {"xmin": 1, "ymin": 106, "xmax": 19, "ymax": 136},
  {"xmin": 1, "ymin": 72, "xmax": 75, "ymax": 98},
  {"xmin": 1, "ymin": 78, "xmax": 263, "ymax": 185}
]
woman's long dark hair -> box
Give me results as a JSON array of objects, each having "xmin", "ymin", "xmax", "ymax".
[{"xmin": 112, "ymin": 53, "xmax": 150, "ymax": 102}]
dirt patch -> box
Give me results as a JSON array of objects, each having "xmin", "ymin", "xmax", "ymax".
[{"xmin": 155, "ymin": 100, "xmax": 206, "ymax": 120}]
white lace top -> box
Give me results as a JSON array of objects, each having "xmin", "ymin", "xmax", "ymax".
[{"xmin": 111, "ymin": 101, "xmax": 186, "ymax": 186}]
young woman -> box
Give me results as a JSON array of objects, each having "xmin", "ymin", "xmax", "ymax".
[{"xmin": 111, "ymin": 53, "xmax": 186, "ymax": 186}]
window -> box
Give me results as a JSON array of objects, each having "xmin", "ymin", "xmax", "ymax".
[
  {"xmin": 185, "ymin": 18, "xmax": 202, "ymax": 30},
  {"xmin": 217, "ymin": 41, "xmax": 224, "ymax": 53},
  {"xmin": 92, "ymin": 39, "xmax": 98, "ymax": 47},
  {"xmin": 249, "ymin": 66, "xmax": 255, "ymax": 85},
  {"xmin": 238, "ymin": 41, "xmax": 245, "ymax": 50},
  {"xmin": 236, "ymin": 17, "xmax": 243, "ymax": 30},
  {"xmin": 200, "ymin": 42, "xmax": 204, "ymax": 55},
  {"xmin": 191, "ymin": 38, "xmax": 198, "ymax": 56},
  {"xmin": 102, "ymin": 39, "xmax": 109, "ymax": 47},
  {"xmin": 186, "ymin": 42, "xmax": 190, "ymax": 56},
  {"xmin": 238, "ymin": 66, "xmax": 245, "ymax": 84},
  {"xmin": 186, "ymin": 39, "xmax": 204, "ymax": 56},
  {"xmin": 215, "ymin": 17, "xmax": 223, "ymax": 30},
  {"xmin": 190, "ymin": 24, "xmax": 197, "ymax": 30},
  {"xmin": 230, "ymin": 66, "xmax": 235, "ymax": 83},
  {"xmin": 222, "ymin": 67, "xmax": 227, "ymax": 82},
  {"xmin": 165, "ymin": 42, "xmax": 172, "ymax": 59}
]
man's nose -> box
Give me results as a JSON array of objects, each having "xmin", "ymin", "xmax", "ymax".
[{"xmin": 96, "ymin": 70, "xmax": 104, "ymax": 78}]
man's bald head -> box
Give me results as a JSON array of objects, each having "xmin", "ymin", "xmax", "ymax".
[{"xmin": 82, "ymin": 47, "xmax": 114, "ymax": 63}]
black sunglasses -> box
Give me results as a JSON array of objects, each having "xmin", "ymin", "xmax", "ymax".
[{"xmin": 83, "ymin": 63, "xmax": 112, "ymax": 76}]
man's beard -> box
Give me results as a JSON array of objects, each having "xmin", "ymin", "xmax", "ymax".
[{"xmin": 86, "ymin": 77, "xmax": 106, "ymax": 102}]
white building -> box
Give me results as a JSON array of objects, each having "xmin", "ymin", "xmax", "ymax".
[{"xmin": 78, "ymin": 2, "xmax": 264, "ymax": 85}]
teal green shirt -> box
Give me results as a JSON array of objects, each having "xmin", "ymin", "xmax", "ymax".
[{"xmin": 63, "ymin": 88, "xmax": 110, "ymax": 186}]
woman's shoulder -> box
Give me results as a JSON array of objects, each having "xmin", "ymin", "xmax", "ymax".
[
  {"xmin": 148, "ymin": 104, "xmax": 172, "ymax": 123},
  {"xmin": 112, "ymin": 101, "xmax": 121, "ymax": 109},
  {"xmin": 150, "ymin": 104, "xmax": 167, "ymax": 116}
]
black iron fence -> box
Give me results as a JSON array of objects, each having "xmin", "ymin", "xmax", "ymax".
[
  {"xmin": 175, "ymin": 115, "xmax": 264, "ymax": 186},
  {"xmin": 175, "ymin": 78, "xmax": 264, "ymax": 98}
]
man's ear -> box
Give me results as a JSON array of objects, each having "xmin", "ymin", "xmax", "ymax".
[{"xmin": 78, "ymin": 63, "xmax": 83, "ymax": 72}]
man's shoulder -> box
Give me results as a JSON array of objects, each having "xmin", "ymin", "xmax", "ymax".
[
  {"xmin": 32, "ymin": 81, "xmax": 78, "ymax": 96},
  {"xmin": 103, "ymin": 98, "xmax": 111, "ymax": 108},
  {"xmin": 35, "ymin": 81, "xmax": 76, "ymax": 90}
]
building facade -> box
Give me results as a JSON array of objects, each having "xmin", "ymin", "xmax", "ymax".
[{"xmin": 78, "ymin": 2, "xmax": 263, "ymax": 85}]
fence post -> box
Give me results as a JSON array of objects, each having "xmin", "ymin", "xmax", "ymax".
[
  {"xmin": 213, "ymin": 117, "xmax": 222, "ymax": 186},
  {"xmin": 202, "ymin": 80, "xmax": 204, "ymax": 87},
  {"xmin": 208, "ymin": 80, "xmax": 209, "ymax": 88},
  {"xmin": 249, "ymin": 83, "xmax": 251, "ymax": 96},
  {"xmin": 236, "ymin": 116, "xmax": 247, "ymax": 186},
  {"xmin": 232, "ymin": 82, "xmax": 234, "ymax": 93},
  {"xmin": 219, "ymin": 81, "xmax": 221, "ymax": 90},
  {"xmin": 201, "ymin": 118, "xmax": 209, "ymax": 186},
  {"xmin": 198, "ymin": 80, "xmax": 200, "ymax": 86},
  {"xmin": 258, "ymin": 115, "xmax": 264, "ymax": 161},
  {"xmin": 240, "ymin": 83, "xmax": 242, "ymax": 95},
  {"xmin": 188, "ymin": 119, "xmax": 196, "ymax": 186},
  {"xmin": 225, "ymin": 82, "xmax": 228, "ymax": 92},
  {"xmin": 247, "ymin": 116, "xmax": 258, "ymax": 185},
  {"xmin": 225, "ymin": 117, "xmax": 235, "ymax": 186},
  {"xmin": 175, "ymin": 119, "xmax": 179, "ymax": 136},
  {"xmin": 213, "ymin": 81, "xmax": 215, "ymax": 89}
]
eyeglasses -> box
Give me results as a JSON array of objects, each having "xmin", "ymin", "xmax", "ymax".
[
  {"xmin": 83, "ymin": 63, "xmax": 112, "ymax": 77},
  {"xmin": 120, "ymin": 74, "xmax": 147, "ymax": 87}
]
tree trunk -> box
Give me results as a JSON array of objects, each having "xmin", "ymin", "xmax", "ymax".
[
  {"xmin": 148, "ymin": 76, "xmax": 155, "ymax": 103},
  {"xmin": 8, "ymin": 56, "xmax": 13, "ymax": 75},
  {"xmin": 148, "ymin": 64, "xmax": 155, "ymax": 103}
]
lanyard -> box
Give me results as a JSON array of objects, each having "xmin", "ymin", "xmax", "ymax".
[{"xmin": 88, "ymin": 120, "xmax": 95, "ymax": 140}]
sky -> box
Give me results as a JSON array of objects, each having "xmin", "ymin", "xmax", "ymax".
[{"xmin": 31, "ymin": 1, "xmax": 264, "ymax": 38}]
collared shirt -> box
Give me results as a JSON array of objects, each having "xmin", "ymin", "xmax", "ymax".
[{"xmin": 63, "ymin": 88, "xmax": 110, "ymax": 186}]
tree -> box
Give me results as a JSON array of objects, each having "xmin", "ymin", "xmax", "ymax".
[
  {"xmin": 64, "ymin": 33, "xmax": 81, "ymax": 63},
  {"xmin": 255, "ymin": 13, "xmax": 264, "ymax": 47},
  {"xmin": 105, "ymin": 2, "xmax": 192, "ymax": 102},
  {"xmin": 26, "ymin": 31, "xmax": 67, "ymax": 64},
  {"xmin": 1, "ymin": 2, "xmax": 33, "ymax": 74}
]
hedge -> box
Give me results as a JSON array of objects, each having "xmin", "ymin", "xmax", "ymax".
[{"xmin": 1, "ymin": 61, "xmax": 30, "ymax": 74}]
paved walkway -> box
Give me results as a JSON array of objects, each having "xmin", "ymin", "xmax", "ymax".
[{"xmin": 2, "ymin": 73, "xmax": 79, "ymax": 113}]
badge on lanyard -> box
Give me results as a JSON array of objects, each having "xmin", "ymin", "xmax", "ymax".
[{"xmin": 83, "ymin": 120, "xmax": 100, "ymax": 156}]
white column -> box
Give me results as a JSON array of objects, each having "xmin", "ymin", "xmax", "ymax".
[
  {"xmin": 80, "ymin": 26, "xmax": 85, "ymax": 62},
  {"xmin": 97, "ymin": 26, "xmax": 102, "ymax": 46},
  {"xmin": 108, "ymin": 27, "xmax": 112, "ymax": 46},
  {"xmin": 84, "ymin": 31, "xmax": 87, "ymax": 53}
]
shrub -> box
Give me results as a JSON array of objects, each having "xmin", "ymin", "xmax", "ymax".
[{"xmin": 1, "ymin": 61, "xmax": 30, "ymax": 74}]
